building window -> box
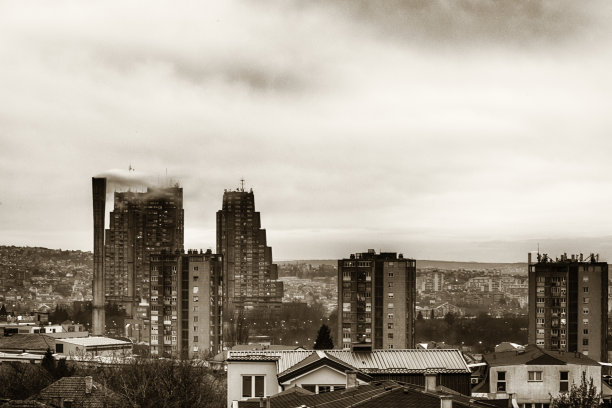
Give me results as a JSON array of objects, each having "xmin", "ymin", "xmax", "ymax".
[
  {"xmin": 242, "ymin": 375, "xmax": 264, "ymax": 398},
  {"xmin": 388, "ymin": 272, "xmax": 394, "ymax": 278},
  {"xmin": 583, "ymin": 338, "xmax": 589, "ymax": 346},
  {"xmin": 583, "ymin": 329, "xmax": 589, "ymax": 335},
  {"xmin": 194, "ymin": 336, "xmax": 198, "ymax": 343},
  {"xmin": 583, "ymin": 297, "xmax": 589, "ymax": 304},
  {"xmin": 497, "ymin": 371, "xmax": 506, "ymax": 391},
  {"xmin": 583, "ymin": 308, "xmax": 589, "ymax": 315},
  {"xmin": 193, "ymin": 296, "xmax": 199, "ymax": 302},
  {"xmin": 388, "ymin": 333, "xmax": 393, "ymax": 339},
  {"xmin": 583, "ymin": 287, "xmax": 589, "ymax": 293},
  {"xmin": 388, "ymin": 282, "xmax": 393, "ymax": 288},
  {"xmin": 388, "ymin": 293, "xmax": 394, "ymax": 298},
  {"xmin": 528, "ymin": 371, "xmax": 543, "ymax": 382},
  {"xmin": 388, "ymin": 323, "xmax": 394, "ymax": 329},
  {"xmin": 387, "ymin": 313, "xmax": 394, "ymax": 319},
  {"xmin": 194, "ymin": 316, "xmax": 198, "ymax": 322},
  {"xmin": 583, "ymin": 319, "xmax": 588, "ymax": 325},
  {"xmin": 193, "ymin": 266, "xmax": 199, "ymax": 271},
  {"xmin": 560, "ymin": 372, "xmax": 569, "ymax": 392},
  {"xmin": 388, "ymin": 303, "xmax": 394, "ymax": 309},
  {"xmin": 583, "ymin": 276, "xmax": 589, "ymax": 282},
  {"xmin": 193, "ymin": 276, "xmax": 199, "ymax": 281},
  {"xmin": 536, "ymin": 339, "xmax": 545, "ymax": 346},
  {"xmin": 56, "ymin": 344, "xmax": 64, "ymax": 353}
]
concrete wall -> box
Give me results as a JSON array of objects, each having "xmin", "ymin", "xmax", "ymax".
[
  {"xmin": 227, "ymin": 361, "xmax": 278, "ymax": 408},
  {"xmin": 489, "ymin": 364, "xmax": 601, "ymax": 404}
]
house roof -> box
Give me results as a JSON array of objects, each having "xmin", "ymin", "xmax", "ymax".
[
  {"xmin": 238, "ymin": 381, "xmax": 498, "ymax": 408},
  {"xmin": 227, "ymin": 349, "xmax": 471, "ymax": 376},
  {"xmin": 56, "ymin": 337, "xmax": 131, "ymax": 347},
  {"xmin": 484, "ymin": 344, "xmax": 600, "ymax": 367},
  {"xmin": 0, "ymin": 401, "xmax": 51, "ymax": 407},
  {"xmin": 277, "ymin": 350, "xmax": 371, "ymax": 383},
  {"xmin": 0, "ymin": 334, "xmax": 55, "ymax": 352},
  {"xmin": 31, "ymin": 376, "xmax": 124, "ymax": 408}
]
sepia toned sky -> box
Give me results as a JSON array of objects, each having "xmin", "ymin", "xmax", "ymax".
[{"xmin": 1, "ymin": 1, "xmax": 612, "ymax": 262}]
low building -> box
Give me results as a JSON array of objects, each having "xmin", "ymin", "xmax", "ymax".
[
  {"xmin": 55, "ymin": 336, "xmax": 132, "ymax": 358},
  {"xmin": 472, "ymin": 344, "xmax": 608, "ymax": 407},
  {"xmin": 0, "ymin": 334, "xmax": 55, "ymax": 355},
  {"xmin": 226, "ymin": 348, "xmax": 471, "ymax": 408}
]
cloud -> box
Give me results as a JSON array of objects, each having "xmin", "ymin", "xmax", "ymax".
[
  {"xmin": 285, "ymin": 0, "xmax": 606, "ymax": 47},
  {"xmin": 0, "ymin": 0, "xmax": 611, "ymax": 261}
]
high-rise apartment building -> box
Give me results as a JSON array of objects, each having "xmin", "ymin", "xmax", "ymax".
[
  {"xmin": 528, "ymin": 253, "xmax": 608, "ymax": 362},
  {"xmin": 216, "ymin": 186, "xmax": 283, "ymax": 324},
  {"xmin": 149, "ymin": 249, "xmax": 223, "ymax": 358},
  {"xmin": 104, "ymin": 186, "xmax": 184, "ymax": 317},
  {"xmin": 337, "ymin": 250, "xmax": 416, "ymax": 350}
]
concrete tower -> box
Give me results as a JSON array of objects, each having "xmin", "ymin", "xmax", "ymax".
[{"xmin": 92, "ymin": 177, "xmax": 107, "ymax": 336}]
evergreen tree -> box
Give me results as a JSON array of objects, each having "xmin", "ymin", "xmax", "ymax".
[
  {"xmin": 550, "ymin": 372, "xmax": 602, "ymax": 408},
  {"xmin": 55, "ymin": 358, "xmax": 74, "ymax": 379},
  {"xmin": 41, "ymin": 347, "xmax": 56, "ymax": 375},
  {"xmin": 313, "ymin": 324, "xmax": 334, "ymax": 349}
]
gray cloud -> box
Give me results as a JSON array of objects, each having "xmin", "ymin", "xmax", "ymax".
[{"xmin": 287, "ymin": 0, "xmax": 602, "ymax": 46}]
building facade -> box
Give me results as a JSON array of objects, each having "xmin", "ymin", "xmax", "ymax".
[
  {"xmin": 473, "ymin": 344, "xmax": 605, "ymax": 408},
  {"xmin": 528, "ymin": 253, "xmax": 608, "ymax": 362},
  {"xmin": 103, "ymin": 185, "xmax": 184, "ymax": 338},
  {"xmin": 149, "ymin": 250, "xmax": 223, "ymax": 358},
  {"xmin": 337, "ymin": 250, "xmax": 416, "ymax": 350},
  {"xmin": 216, "ymin": 186, "xmax": 283, "ymax": 338}
]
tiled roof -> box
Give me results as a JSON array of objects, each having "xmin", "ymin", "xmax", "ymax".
[
  {"xmin": 1, "ymin": 401, "xmax": 51, "ymax": 407},
  {"xmin": 484, "ymin": 344, "xmax": 600, "ymax": 367},
  {"xmin": 227, "ymin": 349, "xmax": 471, "ymax": 375},
  {"xmin": 32, "ymin": 376, "xmax": 124, "ymax": 408},
  {"xmin": 0, "ymin": 335, "xmax": 55, "ymax": 352},
  {"xmin": 238, "ymin": 381, "xmax": 496, "ymax": 408}
]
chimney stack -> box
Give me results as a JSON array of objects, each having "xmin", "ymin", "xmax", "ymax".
[
  {"xmin": 346, "ymin": 370, "xmax": 358, "ymax": 389},
  {"xmin": 92, "ymin": 177, "xmax": 106, "ymax": 336},
  {"xmin": 424, "ymin": 369, "xmax": 438, "ymax": 392},
  {"xmin": 440, "ymin": 395, "xmax": 453, "ymax": 408},
  {"xmin": 85, "ymin": 376, "xmax": 93, "ymax": 394}
]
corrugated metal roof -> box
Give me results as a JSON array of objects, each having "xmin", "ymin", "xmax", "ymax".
[{"xmin": 226, "ymin": 349, "xmax": 470, "ymax": 375}]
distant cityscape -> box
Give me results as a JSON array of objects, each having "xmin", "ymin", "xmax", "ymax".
[{"xmin": 1, "ymin": 178, "xmax": 611, "ymax": 408}]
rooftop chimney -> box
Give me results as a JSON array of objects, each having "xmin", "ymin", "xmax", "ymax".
[
  {"xmin": 346, "ymin": 370, "xmax": 358, "ymax": 389},
  {"xmin": 424, "ymin": 370, "xmax": 438, "ymax": 392},
  {"xmin": 440, "ymin": 395, "xmax": 453, "ymax": 408},
  {"xmin": 85, "ymin": 376, "xmax": 93, "ymax": 394}
]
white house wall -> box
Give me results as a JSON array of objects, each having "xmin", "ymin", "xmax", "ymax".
[
  {"xmin": 227, "ymin": 361, "xmax": 279, "ymax": 408},
  {"xmin": 489, "ymin": 364, "xmax": 601, "ymax": 404}
]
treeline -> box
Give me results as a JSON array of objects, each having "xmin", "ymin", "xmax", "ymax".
[
  {"xmin": 415, "ymin": 313, "xmax": 528, "ymax": 353},
  {"xmin": 0, "ymin": 356, "xmax": 226, "ymax": 408},
  {"xmin": 50, "ymin": 303, "xmax": 127, "ymax": 332},
  {"xmin": 231, "ymin": 302, "xmax": 337, "ymax": 348}
]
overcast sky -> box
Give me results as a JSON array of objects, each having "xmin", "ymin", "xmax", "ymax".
[{"xmin": 1, "ymin": 1, "xmax": 612, "ymax": 262}]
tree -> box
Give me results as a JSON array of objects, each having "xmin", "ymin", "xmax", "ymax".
[
  {"xmin": 430, "ymin": 309, "xmax": 435, "ymax": 319},
  {"xmin": 313, "ymin": 324, "xmax": 334, "ymax": 349},
  {"xmin": 444, "ymin": 312, "xmax": 456, "ymax": 327},
  {"xmin": 41, "ymin": 347, "xmax": 56, "ymax": 375},
  {"xmin": 550, "ymin": 372, "xmax": 602, "ymax": 408},
  {"xmin": 417, "ymin": 311, "xmax": 424, "ymax": 321},
  {"xmin": 55, "ymin": 358, "xmax": 75, "ymax": 379}
]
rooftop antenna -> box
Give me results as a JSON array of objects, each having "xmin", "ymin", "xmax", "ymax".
[{"xmin": 240, "ymin": 178, "xmax": 245, "ymax": 192}]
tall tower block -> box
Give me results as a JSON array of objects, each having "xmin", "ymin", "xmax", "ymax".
[{"xmin": 92, "ymin": 177, "xmax": 107, "ymax": 336}]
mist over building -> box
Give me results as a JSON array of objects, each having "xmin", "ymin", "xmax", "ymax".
[
  {"xmin": 216, "ymin": 183, "xmax": 283, "ymax": 344},
  {"xmin": 102, "ymin": 183, "xmax": 184, "ymax": 340}
]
